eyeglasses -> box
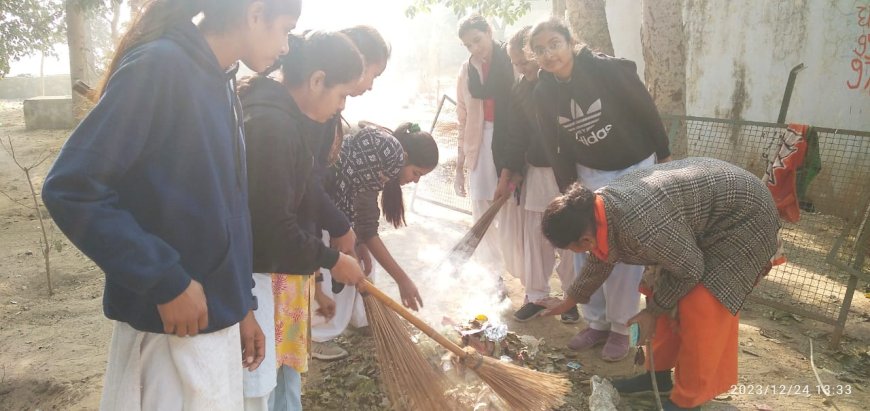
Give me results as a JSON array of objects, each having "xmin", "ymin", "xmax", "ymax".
[{"xmin": 532, "ymin": 40, "xmax": 568, "ymax": 58}]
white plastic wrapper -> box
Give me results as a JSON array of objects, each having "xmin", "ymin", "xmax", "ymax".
[{"xmin": 589, "ymin": 375, "xmax": 620, "ymax": 411}]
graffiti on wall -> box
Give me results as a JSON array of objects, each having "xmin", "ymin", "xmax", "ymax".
[{"xmin": 847, "ymin": 5, "xmax": 870, "ymax": 94}]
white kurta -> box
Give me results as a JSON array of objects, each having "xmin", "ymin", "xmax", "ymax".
[{"xmin": 100, "ymin": 321, "xmax": 243, "ymax": 411}]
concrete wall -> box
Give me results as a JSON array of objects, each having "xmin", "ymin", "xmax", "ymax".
[
  {"xmin": 0, "ymin": 75, "xmax": 71, "ymax": 100},
  {"xmin": 607, "ymin": 0, "xmax": 869, "ymax": 131}
]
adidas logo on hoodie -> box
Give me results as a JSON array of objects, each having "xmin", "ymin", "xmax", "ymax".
[{"xmin": 559, "ymin": 99, "xmax": 613, "ymax": 146}]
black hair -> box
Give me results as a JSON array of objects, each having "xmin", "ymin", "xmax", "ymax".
[
  {"xmin": 457, "ymin": 13, "xmax": 491, "ymax": 38},
  {"xmin": 528, "ymin": 17, "xmax": 586, "ymax": 57},
  {"xmin": 269, "ymin": 31, "xmax": 364, "ymax": 88},
  {"xmin": 340, "ymin": 25, "xmax": 391, "ymax": 67},
  {"xmin": 509, "ymin": 25, "xmax": 532, "ymax": 53},
  {"xmin": 380, "ymin": 122, "xmax": 439, "ymax": 228},
  {"xmin": 541, "ymin": 182, "xmax": 596, "ymax": 248},
  {"xmin": 99, "ymin": 0, "xmax": 301, "ymax": 96}
]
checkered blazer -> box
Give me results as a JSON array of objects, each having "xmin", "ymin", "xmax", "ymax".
[{"xmin": 568, "ymin": 157, "xmax": 782, "ymax": 315}]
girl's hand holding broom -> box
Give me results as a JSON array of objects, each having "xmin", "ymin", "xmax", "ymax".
[{"xmin": 329, "ymin": 252, "xmax": 366, "ymax": 286}]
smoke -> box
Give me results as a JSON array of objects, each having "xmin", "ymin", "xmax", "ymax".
[{"xmin": 413, "ymin": 244, "xmax": 511, "ymax": 328}]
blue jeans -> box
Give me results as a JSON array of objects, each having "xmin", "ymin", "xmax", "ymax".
[{"xmin": 269, "ymin": 365, "xmax": 302, "ymax": 411}]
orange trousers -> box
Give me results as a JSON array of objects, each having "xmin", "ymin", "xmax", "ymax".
[{"xmin": 644, "ymin": 284, "xmax": 739, "ymax": 408}]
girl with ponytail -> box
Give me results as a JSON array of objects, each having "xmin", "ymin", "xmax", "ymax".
[
  {"xmin": 307, "ymin": 26, "xmax": 398, "ymax": 360},
  {"xmin": 42, "ymin": 0, "xmax": 300, "ymax": 409},
  {"xmin": 239, "ymin": 30, "xmax": 366, "ymax": 410},
  {"xmin": 310, "ymin": 122, "xmax": 438, "ymax": 358}
]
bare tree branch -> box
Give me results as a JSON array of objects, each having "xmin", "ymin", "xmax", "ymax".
[
  {"xmin": 29, "ymin": 151, "xmax": 53, "ymax": 170},
  {"xmin": 0, "ymin": 189, "xmax": 31, "ymax": 209},
  {"xmin": 1, "ymin": 135, "xmax": 54, "ymax": 296}
]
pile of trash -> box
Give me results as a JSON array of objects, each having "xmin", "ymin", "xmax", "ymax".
[{"xmin": 450, "ymin": 314, "xmax": 540, "ymax": 365}]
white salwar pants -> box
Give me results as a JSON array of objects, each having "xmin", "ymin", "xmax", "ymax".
[
  {"xmin": 469, "ymin": 121, "xmax": 524, "ymax": 278},
  {"xmin": 100, "ymin": 321, "xmax": 243, "ymax": 411},
  {"xmin": 311, "ymin": 231, "xmax": 371, "ymax": 342},
  {"xmin": 521, "ymin": 165, "xmax": 576, "ymax": 302},
  {"xmin": 575, "ymin": 154, "xmax": 655, "ymax": 335}
]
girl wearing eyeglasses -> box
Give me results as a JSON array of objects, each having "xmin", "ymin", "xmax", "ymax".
[{"xmin": 530, "ymin": 18, "xmax": 671, "ymax": 364}]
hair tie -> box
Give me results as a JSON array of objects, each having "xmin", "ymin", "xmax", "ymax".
[{"xmin": 408, "ymin": 123, "xmax": 421, "ymax": 133}]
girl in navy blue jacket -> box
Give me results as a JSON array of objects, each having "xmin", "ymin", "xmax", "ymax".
[{"xmin": 41, "ymin": 0, "xmax": 300, "ymax": 409}]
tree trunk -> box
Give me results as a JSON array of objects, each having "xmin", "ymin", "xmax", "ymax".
[
  {"xmin": 564, "ymin": 0, "xmax": 614, "ymax": 56},
  {"xmin": 111, "ymin": 0, "xmax": 122, "ymax": 45},
  {"xmin": 641, "ymin": 0, "xmax": 687, "ymax": 157},
  {"xmin": 39, "ymin": 51, "xmax": 45, "ymax": 96},
  {"xmin": 129, "ymin": 0, "xmax": 146, "ymax": 15},
  {"xmin": 65, "ymin": 0, "xmax": 97, "ymax": 120},
  {"xmin": 552, "ymin": 0, "xmax": 566, "ymax": 18}
]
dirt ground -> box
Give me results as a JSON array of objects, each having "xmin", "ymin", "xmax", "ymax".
[{"xmin": 0, "ymin": 100, "xmax": 868, "ymax": 411}]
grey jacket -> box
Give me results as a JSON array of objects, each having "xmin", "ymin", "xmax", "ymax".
[{"xmin": 569, "ymin": 157, "xmax": 781, "ymax": 315}]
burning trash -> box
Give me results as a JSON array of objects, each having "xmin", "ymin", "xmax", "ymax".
[{"xmin": 451, "ymin": 314, "xmax": 539, "ymax": 366}]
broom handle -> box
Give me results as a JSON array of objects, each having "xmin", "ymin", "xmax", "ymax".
[{"xmin": 359, "ymin": 280, "xmax": 468, "ymax": 358}]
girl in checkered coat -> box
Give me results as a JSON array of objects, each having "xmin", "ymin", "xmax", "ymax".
[{"xmin": 541, "ymin": 157, "xmax": 782, "ymax": 411}]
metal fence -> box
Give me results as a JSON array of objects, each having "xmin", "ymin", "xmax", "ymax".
[
  {"xmin": 410, "ymin": 95, "xmax": 472, "ymax": 215},
  {"xmin": 662, "ymin": 115, "xmax": 870, "ymax": 347},
  {"xmin": 412, "ymin": 96, "xmax": 869, "ymax": 347}
]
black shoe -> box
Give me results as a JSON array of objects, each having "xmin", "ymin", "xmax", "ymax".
[
  {"xmin": 560, "ymin": 305, "xmax": 580, "ymax": 323},
  {"xmin": 663, "ymin": 399, "xmax": 700, "ymax": 411},
  {"xmin": 513, "ymin": 302, "xmax": 546, "ymax": 322},
  {"xmin": 612, "ymin": 370, "xmax": 674, "ymax": 394}
]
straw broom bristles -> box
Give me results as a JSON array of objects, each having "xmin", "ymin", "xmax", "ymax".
[
  {"xmin": 459, "ymin": 347, "xmax": 571, "ymax": 411},
  {"xmin": 435, "ymin": 194, "xmax": 510, "ymax": 275},
  {"xmin": 360, "ymin": 280, "xmax": 571, "ymax": 411},
  {"xmin": 362, "ymin": 293, "xmax": 451, "ymax": 411}
]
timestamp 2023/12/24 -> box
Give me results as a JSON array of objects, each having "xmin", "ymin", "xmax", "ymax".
[{"xmin": 728, "ymin": 384, "xmax": 853, "ymax": 396}]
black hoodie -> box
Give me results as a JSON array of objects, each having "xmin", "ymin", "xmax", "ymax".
[
  {"xmin": 534, "ymin": 48, "xmax": 670, "ymax": 191},
  {"xmin": 241, "ymin": 76, "xmax": 340, "ymax": 274}
]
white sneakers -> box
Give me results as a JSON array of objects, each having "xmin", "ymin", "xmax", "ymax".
[{"xmin": 311, "ymin": 340, "xmax": 348, "ymax": 361}]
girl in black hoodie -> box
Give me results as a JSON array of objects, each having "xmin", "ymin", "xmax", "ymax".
[
  {"xmin": 240, "ymin": 31, "xmax": 365, "ymax": 410},
  {"xmin": 531, "ymin": 18, "xmax": 671, "ymax": 365}
]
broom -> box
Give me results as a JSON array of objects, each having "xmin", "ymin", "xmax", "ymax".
[
  {"xmin": 359, "ymin": 279, "xmax": 571, "ymax": 411},
  {"xmin": 434, "ymin": 193, "xmax": 511, "ymax": 276},
  {"xmin": 361, "ymin": 293, "xmax": 452, "ymax": 411}
]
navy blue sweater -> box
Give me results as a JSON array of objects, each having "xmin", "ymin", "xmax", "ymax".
[{"xmin": 42, "ymin": 22, "xmax": 254, "ymax": 334}]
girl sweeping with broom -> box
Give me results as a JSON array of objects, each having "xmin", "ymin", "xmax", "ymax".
[
  {"xmin": 454, "ymin": 14, "xmax": 525, "ymax": 283},
  {"xmin": 540, "ymin": 157, "xmax": 783, "ymax": 411},
  {"xmin": 311, "ymin": 123, "xmax": 438, "ymax": 349},
  {"xmin": 240, "ymin": 31, "xmax": 367, "ymax": 410}
]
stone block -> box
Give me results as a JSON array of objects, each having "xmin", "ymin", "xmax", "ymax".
[{"xmin": 23, "ymin": 96, "xmax": 74, "ymax": 130}]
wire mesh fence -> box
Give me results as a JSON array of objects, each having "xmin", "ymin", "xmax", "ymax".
[
  {"xmin": 663, "ymin": 115, "xmax": 870, "ymax": 345},
  {"xmin": 413, "ymin": 96, "xmax": 868, "ymax": 346},
  {"xmin": 411, "ymin": 95, "xmax": 472, "ymax": 215}
]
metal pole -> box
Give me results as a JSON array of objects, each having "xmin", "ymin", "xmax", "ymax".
[
  {"xmin": 777, "ymin": 63, "xmax": 806, "ymax": 124},
  {"xmin": 830, "ymin": 198, "xmax": 870, "ymax": 348}
]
